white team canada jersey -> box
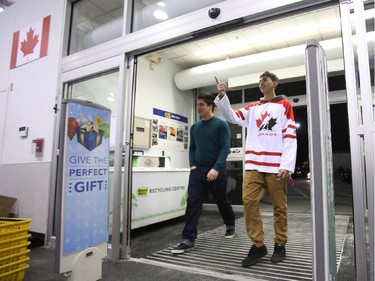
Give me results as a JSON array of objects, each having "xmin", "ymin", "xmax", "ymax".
[{"xmin": 215, "ymin": 94, "xmax": 297, "ymax": 174}]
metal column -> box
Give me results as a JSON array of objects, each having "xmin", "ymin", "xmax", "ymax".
[
  {"xmin": 340, "ymin": 0, "xmax": 374, "ymax": 280},
  {"xmin": 305, "ymin": 39, "xmax": 337, "ymax": 281}
]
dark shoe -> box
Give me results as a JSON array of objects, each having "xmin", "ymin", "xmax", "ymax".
[
  {"xmin": 224, "ymin": 229, "xmax": 235, "ymax": 239},
  {"xmin": 171, "ymin": 243, "xmax": 194, "ymax": 254},
  {"xmin": 241, "ymin": 245, "xmax": 267, "ymax": 268},
  {"xmin": 271, "ymin": 243, "xmax": 286, "ymax": 262}
]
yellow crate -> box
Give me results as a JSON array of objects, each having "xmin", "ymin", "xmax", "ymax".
[
  {"xmin": 0, "ymin": 235, "xmax": 31, "ymax": 252},
  {"xmin": 0, "ymin": 257, "xmax": 29, "ymax": 275},
  {"xmin": 0, "ymin": 263, "xmax": 29, "ymax": 281},
  {"xmin": 0, "ymin": 249, "xmax": 30, "ymax": 266},
  {"xmin": 0, "ymin": 218, "xmax": 32, "ymax": 243}
]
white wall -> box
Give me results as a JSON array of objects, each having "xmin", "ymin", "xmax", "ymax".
[
  {"xmin": 0, "ymin": 0, "xmax": 65, "ymax": 233},
  {"xmin": 134, "ymin": 56, "xmax": 195, "ymax": 168}
]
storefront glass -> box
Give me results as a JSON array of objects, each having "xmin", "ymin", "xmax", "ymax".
[
  {"xmin": 64, "ymin": 70, "xmax": 119, "ymax": 238},
  {"xmin": 67, "ymin": 0, "xmax": 124, "ymax": 54},
  {"xmin": 69, "ymin": 71, "xmax": 119, "ymax": 120},
  {"xmin": 132, "ymin": 0, "xmax": 225, "ymax": 31}
]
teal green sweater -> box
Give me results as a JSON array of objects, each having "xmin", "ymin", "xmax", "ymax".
[{"xmin": 189, "ymin": 116, "xmax": 230, "ymax": 171}]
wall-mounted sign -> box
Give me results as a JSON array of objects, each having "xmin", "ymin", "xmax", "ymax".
[{"xmin": 152, "ymin": 108, "xmax": 188, "ymax": 151}]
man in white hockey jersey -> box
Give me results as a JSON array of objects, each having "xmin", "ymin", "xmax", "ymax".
[{"xmin": 215, "ymin": 71, "xmax": 297, "ymax": 268}]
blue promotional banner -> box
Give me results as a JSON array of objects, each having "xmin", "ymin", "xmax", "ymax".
[{"xmin": 62, "ymin": 101, "xmax": 111, "ymax": 255}]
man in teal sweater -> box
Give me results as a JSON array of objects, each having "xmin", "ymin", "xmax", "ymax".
[{"xmin": 172, "ymin": 92, "xmax": 236, "ymax": 254}]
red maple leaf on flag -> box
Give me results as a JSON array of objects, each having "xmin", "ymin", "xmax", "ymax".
[{"xmin": 20, "ymin": 27, "xmax": 39, "ymax": 57}]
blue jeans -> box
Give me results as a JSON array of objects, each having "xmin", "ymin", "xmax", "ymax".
[{"xmin": 181, "ymin": 167, "xmax": 235, "ymax": 246}]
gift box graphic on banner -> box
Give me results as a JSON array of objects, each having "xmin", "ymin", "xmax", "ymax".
[
  {"xmin": 76, "ymin": 125, "xmax": 104, "ymax": 151},
  {"xmin": 67, "ymin": 115, "xmax": 110, "ymax": 151}
]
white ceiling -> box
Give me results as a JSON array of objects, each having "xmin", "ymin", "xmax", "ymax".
[
  {"xmin": 157, "ymin": 4, "xmax": 374, "ymax": 91},
  {"xmin": 156, "ymin": 5, "xmax": 343, "ymax": 69}
]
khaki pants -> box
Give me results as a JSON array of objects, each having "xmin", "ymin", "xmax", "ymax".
[{"xmin": 242, "ymin": 170, "xmax": 288, "ymax": 247}]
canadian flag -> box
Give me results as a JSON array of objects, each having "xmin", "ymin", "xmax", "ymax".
[{"xmin": 10, "ymin": 15, "xmax": 51, "ymax": 69}]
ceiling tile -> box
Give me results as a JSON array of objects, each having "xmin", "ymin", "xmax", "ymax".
[{"xmin": 90, "ymin": 0, "xmax": 121, "ymax": 12}]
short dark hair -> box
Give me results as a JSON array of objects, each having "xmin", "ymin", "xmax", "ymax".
[
  {"xmin": 260, "ymin": 71, "xmax": 279, "ymax": 82},
  {"xmin": 197, "ymin": 92, "xmax": 215, "ymax": 113}
]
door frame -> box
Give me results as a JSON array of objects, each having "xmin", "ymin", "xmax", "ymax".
[{"xmin": 48, "ymin": 54, "xmax": 134, "ymax": 261}]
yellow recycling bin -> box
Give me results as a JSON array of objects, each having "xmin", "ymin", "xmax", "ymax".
[{"xmin": 0, "ymin": 218, "xmax": 32, "ymax": 281}]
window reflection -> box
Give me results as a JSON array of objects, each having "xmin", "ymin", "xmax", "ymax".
[
  {"xmin": 132, "ymin": 0, "xmax": 225, "ymax": 31},
  {"xmin": 68, "ymin": 0, "xmax": 124, "ymax": 54},
  {"xmin": 69, "ymin": 70, "xmax": 119, "ymax": 148}
]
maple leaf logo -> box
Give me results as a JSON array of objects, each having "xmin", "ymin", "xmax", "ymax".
[
  {"xmin": 256, "ymin": 111, "xmax": 277, "ymax": 131},
  {"xmin": 256, "ymin": 112, "xmax": 270, "ymax": 128},
  {"xmin": 20, "ymin": 27, "xmax": 39, "ymax": 57}
]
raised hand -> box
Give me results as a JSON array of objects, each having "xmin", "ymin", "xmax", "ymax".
[{"xmin": 215, "ymin": 76, "xmax": 227, "ymax": 97}]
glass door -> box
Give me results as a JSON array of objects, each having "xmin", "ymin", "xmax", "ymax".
[
  {"xmin": 49, "ymin": 55, "xmax": 133, "ymax": 261},
  {"xmin": 64, "ymin": 70, "xmax": 120, "ymax": 241}
]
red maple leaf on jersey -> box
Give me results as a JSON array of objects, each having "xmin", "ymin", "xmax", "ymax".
[
  {"xmin": 256, "ymin": 112, "xmax": 270, "ymax": 128},
  {"xmin": 20, "ymin": 27, "xmax": 39, "ymax": 56}
]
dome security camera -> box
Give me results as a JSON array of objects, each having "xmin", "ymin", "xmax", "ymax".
[
  {"xmin": 208, "ymin": 7, "xmax": 221, "ymax": 19},
  {"xmin": 293, "ymin": 98, "xmax": 299, "ymax": 103}
]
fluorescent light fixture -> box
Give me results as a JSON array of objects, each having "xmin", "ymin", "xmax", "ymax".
[
  {"xmin": 153, "ymin": 10, "xmax": 168, "ymax": 20},
  {"xmin": 153, "ymin": 1, "xmax": 168, "ymax": 20},
  {"xmin": 157, "ymin": 1, "xmax": 166, "ymax": 7}
]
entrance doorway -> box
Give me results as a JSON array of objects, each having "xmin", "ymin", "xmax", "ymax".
[
  {"xmin": 40, "ymin": 0, "xmax": 373, "ymax": 279},
  {"xmin": 126, "ymin": 4, "xmax": 364, "ymax": 280}
]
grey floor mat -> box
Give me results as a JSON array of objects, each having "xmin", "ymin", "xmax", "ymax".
[{"xmin": 142, "ymin": 213, "xmax": 350, "ymax": 281}]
